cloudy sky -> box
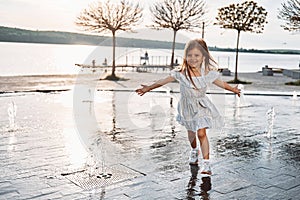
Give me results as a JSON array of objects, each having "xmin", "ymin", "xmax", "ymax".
[{"xmin": 0, "ymin": 0, "xmax": 299, "ymax": 50}]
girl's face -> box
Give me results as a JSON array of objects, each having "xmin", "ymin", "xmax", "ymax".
[{"xmin": 186, "ymin": 48, "xmax": 204, "ymax": 68}]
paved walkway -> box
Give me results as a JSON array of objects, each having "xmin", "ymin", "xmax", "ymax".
[
  {"xmin": 1, "ymin": 71, "xmax": 299, "ymax": 93},
  {"xmin": 0, "ymin": 72, "xmax": 299, "ymax": 199}
]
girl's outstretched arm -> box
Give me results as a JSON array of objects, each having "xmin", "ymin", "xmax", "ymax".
[
  {"xmin": 213, "ymin": 79, "xmax": 241, "ymax": 97},
  {"xmin": 136, "ymin": 76, "xmax": 175, "ymax": 96}
]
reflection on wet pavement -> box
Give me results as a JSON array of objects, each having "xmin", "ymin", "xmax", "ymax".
[
  {"xmin": 200, "ymin": 177, "xmax": 212, "ymax": 199},
  {"xmin": 215, "ymin": 135, "xmax": 261, "ymax": 158},
  {"xmin": 1, "ymin": 90, "xmax": 299, "ymax": 199},
  {"xmin": 187, "ymin": 164, "xmax": 212, "ymax": 199},
  {"xmin": 281, "ymin": 142, "xmax": 300, "ymax": 163},
  {"xmin": 93, "ymin": 91, "xmax": 299, "ymax": 198}
]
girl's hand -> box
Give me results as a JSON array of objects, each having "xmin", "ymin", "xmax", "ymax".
[
  {"xmin": 233, "ymin": 85, "xmax": 241, "ymax": 97},
  {"xmin": 135, "ymin": 84, "xmax": 150, "ymax": 96}
]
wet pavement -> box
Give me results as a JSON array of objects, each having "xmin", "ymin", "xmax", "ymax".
[{"xmin": 0, "ymin": 72, "xmax": 300, "ymax": 199}]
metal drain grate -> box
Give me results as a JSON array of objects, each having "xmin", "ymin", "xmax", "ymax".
[{"xmin": 62, "ymin": 164, "xmax": 145, "ymax": 190}]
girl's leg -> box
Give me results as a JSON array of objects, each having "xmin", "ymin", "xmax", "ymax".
[
  {"xmin": 187, "ymin": 130, "xmax": 198, "ymax": 164},
  {"xmin": 197, "ymin": 128, "xmax": 211, "ymax": 175},
  {"xmin": 197, "ymin": 128, "xmax": 209, "ymax": 159},
  {"xmin": 188, "ymin": 130, "xmax": 197, "ymax": 148}
]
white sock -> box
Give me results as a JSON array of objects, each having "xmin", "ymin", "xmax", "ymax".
[{"xmin": 203, "ymin": 159, "xmax": 210, "ymax": 163}]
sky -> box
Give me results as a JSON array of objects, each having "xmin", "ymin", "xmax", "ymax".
[{"xmin": 0, "ymin": 0, "xmax": 299, "ymax": 50}]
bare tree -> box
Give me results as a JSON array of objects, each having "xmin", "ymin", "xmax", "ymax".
[
  {"xmin": 215, "ymin": 1, "xmax": 267, "ymax": 83},
  {"xmin": 150, "ymin": 0, "xmax": 208, "ymax": 69},
  {"xmin": 76, "ymin": 0, "xmax": 142, "ymax": 79},
  {"xmin": 278, "ymin": 0, "xmax": 300, "ymax": 32}
]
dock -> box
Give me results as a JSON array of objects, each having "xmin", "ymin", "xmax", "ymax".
[
  {"xmin": 283, "ymin": 69, "xmax": 300, "ymax": 79},
  {"xmin": 75, "ymin": 64, "xmax": 172, "ymax": 73},
  {"xmin": 262, "ymin": 66, "xmax": 300, "ymax": 79}
]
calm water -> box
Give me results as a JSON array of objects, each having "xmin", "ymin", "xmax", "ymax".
[{"xmin": 0, "ymin": 42, "xmax": 299, "ymax": 76}]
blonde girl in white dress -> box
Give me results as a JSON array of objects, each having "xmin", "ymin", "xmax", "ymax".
[{"xmin": 136, "ymin": 39, "xmax": 240, "ymax": 175}]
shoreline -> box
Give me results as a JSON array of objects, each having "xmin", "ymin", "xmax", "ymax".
[
  {"xmin": 2, "ymin": 26, "xmax": 300, "ymax": 54},
  {"xmin": 1, "ymin": 71, "xmax": 299, "ymax": 94}
]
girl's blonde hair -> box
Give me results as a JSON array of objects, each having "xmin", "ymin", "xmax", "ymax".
[{"xmin": 181, "ymin": 39, "xmax": 218, "ymax": 88}]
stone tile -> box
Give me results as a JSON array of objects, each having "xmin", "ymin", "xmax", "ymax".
[
  {"xmin": 274, "ymin": 176, "xmax": 300, "ymax": 190},
  {"xmin": 286, "ymin": 185, "xmax": 300, "ymax": 199},
  {"xmin": 252, "ymin": 179, "xmax": 274, "ymax": 189},
  {"xmin": 251, "ymin": 166, "xmax": 277, "ymax": 179},
  {"xmin": 213, "ymin": 176, "xmax": 252, "ymax": 194},
  {"xmin": 0, "ymin": 187, "xmax": 18, "ymax": 196},
  {"xmin": 0, "ymin": 90, "xmax": 299, "ymax": 199}
]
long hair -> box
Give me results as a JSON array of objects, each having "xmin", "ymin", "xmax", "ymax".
[{"xmin": 181, "ymin": 39, "xmax": 218, "ymax": 89}]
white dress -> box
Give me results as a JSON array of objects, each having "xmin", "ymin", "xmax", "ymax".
[{"xmin": 170, "ymin": 69, "xmax": 224, "ymax": 132}]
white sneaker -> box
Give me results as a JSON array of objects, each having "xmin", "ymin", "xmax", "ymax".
[
  {"xmin": 189, "ymin": 149, "xmax": 198, "ymax": 164},
  {"xmin": 201, "ymin": 161, "xmax": 212, "ymax": 176}
]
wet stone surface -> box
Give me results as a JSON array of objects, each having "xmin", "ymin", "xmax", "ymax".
[{"xmin": 0, "ymin": 90, "xmax": 299, "ymax": 199}]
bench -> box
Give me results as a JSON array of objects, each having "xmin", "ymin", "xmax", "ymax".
[
  {"xmin": 219, "ymin": 68, "xmax": 231, "ymax": 76},
  {"xmin": 262, "ymin": 67, "xmax": 273, "ymax": 76}
]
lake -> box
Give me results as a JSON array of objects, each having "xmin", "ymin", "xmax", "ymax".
[{"xmin": 0, "ymin": 42, "xmax": 299, "ymax": 76}]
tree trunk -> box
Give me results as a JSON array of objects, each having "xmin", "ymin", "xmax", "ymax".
[
  {"xmin": 234, "ymin": 30, "xmax": 240, "ymax": 82},
  {"xmin": 112, "ymin": 31, "xmax": 116, "ymax": 78},
  {"xmin": 170, "ymin": 30, "xmax": 177, "ymax": 69}
]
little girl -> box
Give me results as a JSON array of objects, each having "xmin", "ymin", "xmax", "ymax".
[{"xmin": 136, "ymin": 39, "xmax": 240, "ymax": 176}]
